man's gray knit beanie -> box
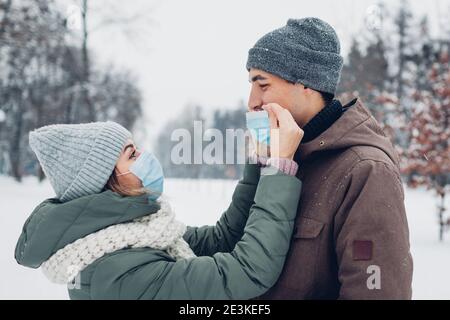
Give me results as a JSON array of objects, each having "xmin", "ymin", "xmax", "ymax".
[
  {"xmin": 29, "ymin": 121, "xmax": 132, "ymax": 202},
  {"xmin": 246, "ymin": 17, "xmax": 344, "ymax": 95}
]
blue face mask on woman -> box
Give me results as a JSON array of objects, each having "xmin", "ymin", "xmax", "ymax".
[{"xmin": 118, "ymin": 151, "xmax": 164, "ymax": 201}]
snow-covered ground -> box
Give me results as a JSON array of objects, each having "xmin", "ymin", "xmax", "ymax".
[{"xmin": 0, "ymin": 176, "xmax": 449, "ymax": 300}]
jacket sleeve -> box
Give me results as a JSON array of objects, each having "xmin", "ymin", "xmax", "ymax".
[
  {"xmin": 334, "ymin": 160, "xmax": 413, "ymax": 299},
  {"xmin": 183, "ymin": 163, "xmax": 260, "ymax": 256},
  {"xmin": 89, "ymin": 169, "xmax": 302, "ymax": 300}
]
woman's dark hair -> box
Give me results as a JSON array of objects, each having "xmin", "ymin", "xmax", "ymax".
[{"xmin": 104, "ymin": 169, "xmax": 149, "ymax": 197}]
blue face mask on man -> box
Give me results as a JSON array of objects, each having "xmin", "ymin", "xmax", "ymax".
[
  {"xmin": 118, "ymin": 150, "xmax": 164, "ymax": 201},
  {"xmin": 246, "ymin": 110, "xmax": 271, "ymax": 146}
]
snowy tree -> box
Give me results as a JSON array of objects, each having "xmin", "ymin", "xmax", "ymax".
[
  {"xmin": 206, "ymin": 104, "xmax": 246, "ymax": 179},
  {"xmin": 90, "ymin": 67, "xmax": 143, "ymax": 131},
  {"xmin": 0, "ymin": 0, "xmax": 68, "ymax": 180},
  {"xmin": 337, "ymin": 36, "xmax": 390, "ymax": 123},
  {"xmin": 155, "ymin": 105, "xmax": 207, "ymax": 179},
  {"xmin": 393, "ymin": 0, "xmax": 416, "ymax": 114},
  {"xmin": 68, "ymin": 0, "xmax": 154, "ymax": 123},
  {"xmin": 155, "ymin": 103, "xmax": 248, "ymax": 179},
  {"xmin": 402, "ymin": 42, "xmax": 450, "ymax": 241},
  {"xmin": 0, "ymin": 0, "xmax": 145, "ymax": 181}
]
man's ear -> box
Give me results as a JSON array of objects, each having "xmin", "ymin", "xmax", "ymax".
[
  {"xmin": 300, "ymin": 84, "xmax": 318, "ymax": 98},
  {"xmin": 294, "ymin": 82, "xmax": 309, "ymax": 94}
]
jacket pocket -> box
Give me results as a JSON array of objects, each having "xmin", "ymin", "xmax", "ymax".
[
  {"xmin": 293, "ymin": 216, "xmax": 324, "ymax": 239},
  {"xmin": 275, "ymin": 217, "xmax": 325, "ymax": 294}
]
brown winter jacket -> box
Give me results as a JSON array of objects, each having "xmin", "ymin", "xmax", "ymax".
[{"xmin": 260, "ymin": 98, "xmax": 413, "ymax": 299}]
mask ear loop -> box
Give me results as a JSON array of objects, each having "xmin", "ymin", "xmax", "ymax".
[{"xmin": 116, "ymin": 170, "xmax": 131, "ymax": 177}]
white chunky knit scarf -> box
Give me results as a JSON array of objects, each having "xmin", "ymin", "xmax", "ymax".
[{"xmin": 41, "ymin": 200, "xmax": 196, "ymax": 284}]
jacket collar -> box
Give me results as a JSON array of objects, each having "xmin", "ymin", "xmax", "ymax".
[{"xmin": 295, "ymin": 98, "xmax": 371, "ymax": 162}]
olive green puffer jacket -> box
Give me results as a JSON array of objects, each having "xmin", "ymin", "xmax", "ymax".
[{"xmin": 15, "ymin": 164, "xmax": 302, "ymax": 299}]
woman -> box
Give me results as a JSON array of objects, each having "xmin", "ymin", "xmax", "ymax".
[{"xmin": 15, "ymin": 105, "xmax": 303, "ymax": 299}]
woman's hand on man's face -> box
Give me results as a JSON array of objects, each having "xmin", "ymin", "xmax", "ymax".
[{"xmin": 262, "ymin": 103, "xmax": 304, "ymax": 160}]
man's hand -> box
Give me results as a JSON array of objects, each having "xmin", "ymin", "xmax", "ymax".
[{"xmin": 262, "ymin": 103, "xmax": 304, "ymax": 160}]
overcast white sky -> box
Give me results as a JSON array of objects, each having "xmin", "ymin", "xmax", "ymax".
[{"xmin": 66, "ymin": 0, "xmax": 448, "ymax": 144}]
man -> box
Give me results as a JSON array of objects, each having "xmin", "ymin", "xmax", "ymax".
[{"xmin": 246, "ymin": 17, "xmax": 413, "ymax": 299}]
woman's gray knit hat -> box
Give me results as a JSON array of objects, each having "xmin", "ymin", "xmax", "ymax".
[
  {"xmin": 29, "ymin": 121, "xmax": 132, "ymax": 202},
  {"xmin": 246, "ymin": 17, "xmax": 344, "ymax": 95}
]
